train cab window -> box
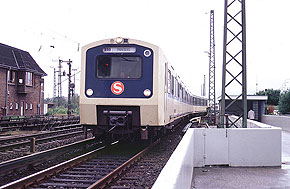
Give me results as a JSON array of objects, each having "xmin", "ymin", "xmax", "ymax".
[{"xmin": 96, "ymin": 56, "xmax": 142, "ymax": 79}]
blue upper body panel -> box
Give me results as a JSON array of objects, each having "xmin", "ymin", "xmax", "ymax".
[{"xmin": 85, "ymin": 44, "xmax": 154, "ymax": 98}]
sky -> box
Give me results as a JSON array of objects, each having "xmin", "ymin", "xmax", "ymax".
[{"xmin": 1, "ymin": 0, "xmax": 290, "ymax": 99}]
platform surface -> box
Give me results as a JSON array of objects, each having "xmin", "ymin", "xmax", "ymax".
[{"xmin": 192, "ymin": 131, "xmax": 290, "ymax": 188}]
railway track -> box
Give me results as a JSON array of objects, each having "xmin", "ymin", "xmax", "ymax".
[
  {"xmin": 0, "ymin": 125, "xmax": 83, "ymax": 151},
  {"xmin": 0, "ymin": 125, "xmax": 92, "ymax": 163},
  {"xmin": 0, "ymin": 137, "xmax": 100, "ymax": 187},
  {"xmin": 1, "ymin": 141, "xmax": 153, "ymax": 189},
  {"xmin": 1, "ymin": 118, "xmax": 190, "ymax": 188}
]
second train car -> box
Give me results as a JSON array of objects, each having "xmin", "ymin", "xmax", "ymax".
[{"xmin": 80, "ymin": 37, "xmax": 207, "ymax": 141}]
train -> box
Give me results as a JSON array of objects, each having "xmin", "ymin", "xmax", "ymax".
[{"xmin": 80, "ymin": 37, "xmax": 207, "ymax": 141}]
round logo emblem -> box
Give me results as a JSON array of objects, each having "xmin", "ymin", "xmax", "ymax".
[{"xmin": 111, "ymin": 81, "xmax": 124, "ymax": 95}]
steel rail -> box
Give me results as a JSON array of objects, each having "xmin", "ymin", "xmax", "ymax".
[
  {"xmin": 0, "ymin": 143, "xmax": 106, "ymax": 189},
  {"xmin": 89, "ymin": 139, "xmax": 160, "ymax": 189}
]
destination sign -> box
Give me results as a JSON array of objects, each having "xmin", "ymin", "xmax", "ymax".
[{"xmin": 103, "ymin": 47, "xmax": 136, "ymax": 53}]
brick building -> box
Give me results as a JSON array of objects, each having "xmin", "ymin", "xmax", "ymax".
[{"xmin": 0, "ymin": 43, "xmax": 46, "ymax": 116}]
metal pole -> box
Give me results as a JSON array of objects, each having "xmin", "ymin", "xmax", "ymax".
[
  {"xmin": 5, "ymin": 68, "xmax": 10, "ymax": 116},
  {"xmin": 30, "ymin": 137, "xmax": 36, "ymax": 153},
  {"xmin": 58, "ymin": 59, "xmax": 62, "ymax": 106},
  {"xmin": 220, "ymin": 0, "xmax": 228, "ymax": 128},
  {"xmin": 242, "ymin": 0, "xmax": 247, "ymax": 128},
  {"xmin": 67, "ymin": 59, "xmax": 72, "ymax": 116},
  {"xmin": 53, "ymin": 68, "xmax": 56, "ymax": 98}
]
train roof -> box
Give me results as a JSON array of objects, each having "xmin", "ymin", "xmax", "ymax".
[{"xmin": 82, "ymin": 37, "xmax": 160, "ymax": 52}]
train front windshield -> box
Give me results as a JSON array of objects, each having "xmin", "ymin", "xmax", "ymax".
[{"xmin": 96, "ymin": 56, "xmax": 142, "ymax": 79}]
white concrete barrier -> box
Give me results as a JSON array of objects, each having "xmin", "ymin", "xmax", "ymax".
[
  {"xmin": 193, "ymin": 118, "xmax": 281, "ymax": 167},
  {"xmin": 152, "ymin": 129, "xmax": 195, "ymax": 189},
  {"xmin": 228, "ymin": 128, "xmax": 281, "ymax": 166}
]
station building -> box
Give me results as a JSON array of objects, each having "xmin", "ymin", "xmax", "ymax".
[
  {"xmin": 0, "ymin": 43, "xmax": 46, "ymax": 117},
  {"xmin": 218, "ymin": 95, "xmax": 268, "ymax": 122}
]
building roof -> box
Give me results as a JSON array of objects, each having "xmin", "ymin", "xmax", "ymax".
[
  {"xmin": 0, "ymin": 43, "xmax": 46, "ymax": 76},
  {"xmin": 218, "ymin": 95, "xmax": 268, "ymax": 101}
]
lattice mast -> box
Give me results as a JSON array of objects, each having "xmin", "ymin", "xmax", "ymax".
[
  {"xmin": 220, "ymin": 0, "xmax": 247, "ymax": 128},
  {"xmin": 208, "ymin": 10, "xmax": 216, "ymax": 120},
  {"xmin": 53, "ymin": 67, "xmax": 57, "ymax": 98},
  {"xmin": 58, "ymin": 59, "xmax": 62, "ymax": 101}
]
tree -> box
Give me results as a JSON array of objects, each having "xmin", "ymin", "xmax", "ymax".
[
  {"xmin": 44, "ymin": 96, "xmax": 67, "ymax": 107},
  {"xmin": 279, "ymin": 91, "xmax": 290, "ymax": 114},
  {"xmin": 44, "ymin": 94, "xmax": 79, "ymax": 115},
  {"xmin": 256, "ymin": 89, "xmax": 280, "ymax": 105}
]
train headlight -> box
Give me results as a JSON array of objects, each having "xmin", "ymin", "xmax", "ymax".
[
  {"xmin": 86, "ymin": 88, "xmax": 93, "ymax": 96},
  {"xmin": 143, "ymin": 89, "xmax": 151, "ymax": 97},
  {"xmin": 144, "ymin": 50, "xmax": 151, "ymax": 57},
  {"xmin": 115, "ymin": 37, "xmax": 124, "ymax": 44}
]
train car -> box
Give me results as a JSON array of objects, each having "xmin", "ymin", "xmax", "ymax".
[{"xmin": 80, "ymin": 37, "xmax": 207, "ymax": 141}]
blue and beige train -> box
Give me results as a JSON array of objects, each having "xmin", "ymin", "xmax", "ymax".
[{"xmin": 80, "ymin": 37, "xmax": 207, "ymax": 141}]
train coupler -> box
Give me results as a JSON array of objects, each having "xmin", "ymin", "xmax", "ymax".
[{"xmin": 103, "ymin": 110, "xmax": 132, "ymax": 133}]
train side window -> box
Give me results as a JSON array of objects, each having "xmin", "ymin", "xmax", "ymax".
[
  {"xmin": 168, "ymin": 70, "xmax": 171, "ymax": 94},
  {"xmin": 171, "ymin": 75, "xmax": 174, "ymax": 95},
  {"xmin": 177, "ymin": 83, "xmax": 180, "ymax": 98},
  {"xmin": 179, "ymin": 84, "xmax": 182, "ymax": 98},
  {"xmin": 175, "ymin": 78, "xmax": 178, "ymax": 97},
  {"xmin": 182, "ymin": 88, "xmax": 185, "ymax": 101}
]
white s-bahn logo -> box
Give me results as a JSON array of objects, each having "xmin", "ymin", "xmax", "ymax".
[{"xmin": 111, "ymin": 81, "xmax": 124, "ymax": 95}]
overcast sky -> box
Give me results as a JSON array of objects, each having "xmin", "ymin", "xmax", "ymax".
[{"xmin": 1, "ymin": 0, "xmax": 289, "ymax": 99}]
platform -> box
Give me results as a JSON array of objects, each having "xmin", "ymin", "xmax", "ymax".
[
  {"xmin": 192, "ymin": 131, "xmax": 290, "ymax": 188},
  {"xmin": 153, "ymin": 119, "xmax": 290, "ymax": 189}
]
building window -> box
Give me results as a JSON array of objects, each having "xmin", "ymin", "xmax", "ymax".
[
  {"xmin": 26, "ymin": 72, "xmax": 33, "ymax": 86},
  {"xmin": 8, "ymin": 70, "xmax": 16, "ymax": 84},
  {"xmin": 25, "ymin": 103, "xmax": 28, "ymax": 110},
  {"xmin": 15, "ymin": 103, "xmax": 18, "ymax": 110},
  {"xmin": 10, "ymin": 103, "xmax": 13, "ymax": 110},
  {"xmin": 30, "ymin": 104, "xmax": 33, "ymax": 110}
]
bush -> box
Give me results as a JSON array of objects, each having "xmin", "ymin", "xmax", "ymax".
[{"xmin": 278, "ymin": 91, "xmax": 290, "ymax": 114}]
